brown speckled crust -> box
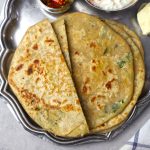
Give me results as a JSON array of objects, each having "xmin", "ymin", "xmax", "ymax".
[
  {"xmin": 52, "ymin": 20, "xmax": 72, "ymax": 72},
  {"xmin": 57, "ymin": 13, "xmax": 134, "ymax": 131},
  {"xmin": 105, "ymin": 20, "xmax": 144, "ymax": 59},
  {"xmin": 91, "ymin": 20, "xmax": 145, "ymax": 132},
  {"xmin": 8, "ymin": 19, "xmax": 89, "ymax": 137}
]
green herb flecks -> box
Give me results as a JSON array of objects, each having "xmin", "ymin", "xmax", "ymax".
[
  {"xmin": 117, "ymin": 52, "xmax": 132, "ymax": 68},
  {"xmin": 105, "ymin": 99, "xmax": 124, "ymax": 114},
  {"xmin": 112, "ymin": 103, "xmax": 120, "ymax": 113},
  {"xmin": 112, "ymin": 99, "xmax": 124, "ymax": 113},
  {"xmin": 117, "ymin": 60, "xmax": 126, "ymax": 68}
]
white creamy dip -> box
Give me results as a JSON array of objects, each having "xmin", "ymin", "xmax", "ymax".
[{"xmin": 89, "ymin": 0, "xmax": 137, "ymax": 11}]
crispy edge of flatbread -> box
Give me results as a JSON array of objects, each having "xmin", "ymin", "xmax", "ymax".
[
  {"xmin": 104, "ymin": 20, "xmax": 144, "ymax": 59},
  {"xmin": 52, "ymin": 19, "xmax": 72, "ymax": 72},
  {"xmin": 90, "ymin": 20, "xmax": 145, "ymax": 133}
]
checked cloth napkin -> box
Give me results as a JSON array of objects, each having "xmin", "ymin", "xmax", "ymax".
[{"xmin": 120, "ymin": 119, "xmax": 150, "ymax": 150}]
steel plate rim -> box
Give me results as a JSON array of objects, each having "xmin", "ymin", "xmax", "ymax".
[{"xmin": 0, "ymin": 0, "xmax": 150, "ymax": 145}]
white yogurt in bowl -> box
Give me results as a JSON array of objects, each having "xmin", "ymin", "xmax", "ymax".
[{"xmin": 87, "ymin": 0, "xmax": 138, "ymax": 11}]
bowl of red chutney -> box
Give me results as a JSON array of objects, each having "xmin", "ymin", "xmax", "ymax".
[{"xmin": 38, "ymin": 0, "xmax": 74, "ymax": 14}]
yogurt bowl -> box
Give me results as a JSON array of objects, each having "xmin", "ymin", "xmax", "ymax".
[{"xmin": 85, "ymin": 0, "xmax": 138, "ymax": 12}]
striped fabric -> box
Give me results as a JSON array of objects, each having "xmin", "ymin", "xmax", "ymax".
[{"xmin": 120, "ymin": 119, "xmax": 150, "ymax": 150}]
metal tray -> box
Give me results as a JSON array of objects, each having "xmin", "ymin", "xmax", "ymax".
[{"xmin": 0, "ymin": 0, "xmax": 150, "ymax": 145}]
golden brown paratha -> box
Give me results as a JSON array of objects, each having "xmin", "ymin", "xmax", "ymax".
[
  {"xmin": 105, "ymin": 20, "xmax": 144, "ymax": 59},
  {"xmin": 52, "ymin": 19, "xmax": 72, "ymax": 71},
  {"xmin": 91, "ymin": 20, "xmax": 145, "ymax": 132},
  {"xmin": 57, "ymin": 12, "xmax": 134, "ymax": 131},
  {"xmin": 8, "ymin": 19, "xmax": 89, "ymax": 137}
]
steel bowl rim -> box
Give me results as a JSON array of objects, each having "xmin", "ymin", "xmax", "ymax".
[
  {"xmin": 37, "ymin": 0, "xmax": 74, "ymax": 13},
  {"xmin": 85, "ymin": 0, "xmax": 139, "ymax": 12}
]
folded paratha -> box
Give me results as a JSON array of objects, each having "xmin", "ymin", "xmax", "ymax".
[
  {"xmin": 91, "ymin": 20, "xmax": 145, "ymax": 132},
  {"xmin": 57, "ymin": 13, "xmax": 134, "ymax": 131},
  {"xmin": 52, "ymin": 19, "xmax": 72, "ymax": 71},
  {"xmin": 8, "ymin": 19, "xmax": 89, "ymax": 137}
]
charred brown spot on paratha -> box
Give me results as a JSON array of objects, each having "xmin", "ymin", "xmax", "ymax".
[
  {"xmin": 76, "ymin": 99, "xmax": 80, "ymax": 105},
  {"xmin": 53, "ymin": 99, "xmax": 61, "ymax": 105},
  {"xmin": 45, "ymin": 39, "xmax": 54, "ymax": 43},
  {"xmin": 101, "ymin": 124, "xmax": 105, "ymax": 127},
  {"xmin": 91, "ymin": 96, "xmax": 96, "ymax": 103},
  {"xmin": 16, "ymin": 64, "xmax": 23, "ymax": 71},
  {"xmin": 21, "ymin": 89, "xmax": 60, "ymax": 110},
  {"xmin": 26, "ymin": 49, "xmax": 29, "ymax": 53},
  {"xmin": 92, "ymin": 59, "xmax": 96, "ymax": 63},
  {"xmin": 108, "ymin": 69, "xmax": 112, "ymax": 73},
  {"xmin": 79, "ymin": 63, "xmax": 82, "ymax": 66},
  {"xmin": 103, "ymin": 48, "xmax": 109, "ymax": 55},
  {"xmin": 82, "ymin": 85, "xmax": 88, "ymax": 94},
  {"xmin": 39, "ymin": 28, "xmax": 42, "ymax": 32},
  {"xmin": 27, "ymin": 65, "xmax": 33, "ymax": 75},
  {"xmin": 91, "ymin": 95, "xmax": 105, "ymax": 103},
  {"xmin": 92, "ymin": 66, "xmax": 96, "ymax": 72},
  {"xmin": 102, "ymin": 71, "xmax": 106, "ymax": 76},
  {"xmin": 90, "ymin": 42, "xmax": 96, "ymax": 48},
  {"xmin": 33, "ymin": 59, "xmax": 39, "ymax": 64},
  {"xmin": 35, "ymin": 77, "xmax": 40, "ymax": 83},
  {"xmin": 63, "ymin": 104, "xmax": 74, "ymax": 112},
  {"xmin": 21, "ymin": 89, "xmax": 40, "ymax": 106},
  {"xmin": 105, "ymin": 79, "xmax": 115, "ymax": 90},
  {"xmin": 61, "ymin": 55, "xmax": 65, "ymax": 62},
  {"xmin": 74, "ymin": 51, "xmax": 79, "ymax": 55},
  {"xmin": 82, "ymin": 77, "xmax": 91, "ymax": 94},
  {"xmin": 32, "ymin": 43, "xmax": 38, "ymax": 50},
  {"xmin": 97, "ymin": 104, "xmax": 105, "ymax": 110}
]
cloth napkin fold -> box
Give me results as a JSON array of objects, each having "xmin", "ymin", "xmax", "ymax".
[{"xmin": 120, "ymin": 119, "xmax": 150, "ymax": 150}]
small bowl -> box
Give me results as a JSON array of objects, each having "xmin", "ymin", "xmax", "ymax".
[
  {"xmin": 85, "ymin": 0, "xmax": 138, "ymax": 12},
  {"xmin": 38, "ymin": 0, "xmax": 74, "ymax": 14}
]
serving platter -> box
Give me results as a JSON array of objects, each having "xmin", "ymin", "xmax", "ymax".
[{"xmin": 0, "ymin": 0, "xmax": 150, "ymax": 145}]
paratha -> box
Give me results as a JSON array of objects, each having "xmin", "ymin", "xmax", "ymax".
[
  {"xmin": 104, "ymin": 20, "xmax": 144, "ymax": 59},
  {"xmin": 52, "ymin": 19, "xmax": 72, "ymax": 71},
  {"xmin": 57, "ymin": 13, "xmax": 134, "ymax": 131},
  {"xmin": 8, "ymin": 19, "xmax": 89, "ymax": 137},
  {"xmin": 91, "ymin": 20, "xmax": 145, "ymax": 132}
]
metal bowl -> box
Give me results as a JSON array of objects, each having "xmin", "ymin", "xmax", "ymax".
[
  {"xmin": 85, "ymin": 0, "xmax": 139, "ymax": 12},
  {"xmin": 38, "ymin": 0, "xmax": 74, "ymax": 14}
]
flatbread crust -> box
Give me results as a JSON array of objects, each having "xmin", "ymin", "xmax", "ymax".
[
  {"xmin": 91, "ymin": 20, "xmax": 145, "ymax": 132},
  {"xmin": 8, "ymin": 19, "xmax": 89, "ymax": 137},
  {"xmin": 57, "ymin": 13, "xmax": 134, "ymax": 131},
  {"xmin": 105, "ymin": 20, "xmax": 144, "ymax": 59},
  {"xmin": 52, "ymin": 19, "xmax": 72, "ymax": 71}
]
